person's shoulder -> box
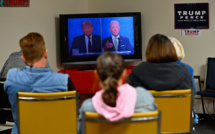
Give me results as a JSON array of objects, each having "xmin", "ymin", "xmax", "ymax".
[
  {"xmin": 132, "ymin": 62, "xmax": 146, "ymax": 71},
  {"xmin": 179, "ymin": 62, "xmax": 193, "ymax": 72},
  {"xmin": 53, "ymin": 73, "xmax": 70, "ymax": 84},
  {"xmin": 103, "ymin": 36, "xmax": 111, "ymax": 40},
  {"xmin": 176, "ymin": 62, "xmax": 192, "ymax": 72},
  {"xmin": 120, "ymin": 35, "xmax": 129, "ymax": 40},
  {"xmin": 135, "ymin": 86, "xmax": 156, "ymax": 105},
  {"xmin": 173, "ymin": 62, "xmax": 193, "ymax": 79},
  {"xmin": 81, "ymin": 98, "xmax": 95, "ymax": 112},
  {"xmin": 135, "ymin": 86, "xmax": 151, "ymax": 95},
  {"xmin": 92, "ymin": 35, "xmax": 101, "ymax": 42},
  {"xmin": 93, "ymin": 34, "xmax": 101, "ymax": 38},
  {"xmin": 54, "ymin": 72, "xmax": 69, "ymax": 78},
  {"xmin": 7, "ymin": 68, "xmax": 21, "ymax": 78},
  {"xmin": 82, "ymin": 98, "xmax": 93, "ymax": 106},
  {"xmin": 73, "ymin": 35, "xmax": 84, "ymax": 40},
  {"xmin": 102, "ymin": 36, "xmax": 111, "ymax": 44},
  {"xmin": 8, "ymin": 67, "xmax": 21, "ymax": 73}
]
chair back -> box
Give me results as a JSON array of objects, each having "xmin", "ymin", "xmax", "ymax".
[
  {"xmin": 149, "ymin": 89, "xmax": 192, "ymax": 133},
  {"xmin": 204, "ymin": 58, "xmax": 215, "ymax": 90},
  {"xmin": 82, "ymin": 111, "xmax": 161, "ymax": 134},
  {"xmin": 0, "ymin": 78, "xmax": 10, "ymax": 109},
  {"xmin": 0, "ymin": 78, "xmax": 12, "ymax": 124},
  {"xmin": 17, "ymin": 91, "xmax": 78, "ymax": 134}
]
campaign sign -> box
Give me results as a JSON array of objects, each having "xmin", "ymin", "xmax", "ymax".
[
  {"xmin": 0, "ymin": 0, "xmax": 29, "ymax": 7},
  {"xmin": 181, "ymin": 29, "xmax": 202, "ymax": 37},
  {"xmin": 175, "ymin": 3, "xmax": 209, "ymax": 29}
]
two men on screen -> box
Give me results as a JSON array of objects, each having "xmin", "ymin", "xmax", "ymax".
[
  {"xmin": 103, "ymin": 20, "xmax": 134, "ymax": 54},
  {"xmin": 70, "ymin": 21, "xmax": 101, "ymax": 56}
]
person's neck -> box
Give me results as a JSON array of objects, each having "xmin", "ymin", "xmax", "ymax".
[
  {"xmin": 100, "ymin": 77, "xmax": 124, "ymax": 90},
  {"xmin": 117, "ymin": 78, "xmax": 123, "ymax": 87},
  {"xmin": 112, "ymin": 35, "xmax": 119, "ymax": 38},
  {"xmin": 85, "ymin": 35, "xmax": 92, "ymax": 37},
  {"xmin": 27, "ymin": 58, "xmax": 47, "ymax": 68}
]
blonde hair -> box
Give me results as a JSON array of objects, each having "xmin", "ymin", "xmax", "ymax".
[{"xmin": 168, "ymin": 37, "xmax": 185, "ymax": 60}]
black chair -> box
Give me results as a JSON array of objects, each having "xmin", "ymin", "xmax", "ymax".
[
  {"xmin": 197, "ymin": 58, "xmax": 215, "ymax": 115},
  {"xmin": 0, "ymin": 78, "xmax": 13, "ymax": 124}
]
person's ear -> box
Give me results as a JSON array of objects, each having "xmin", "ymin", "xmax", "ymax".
[
  {"xmin": 122, "ymin": 69, "xmax": 127, "ymax": 77},
  {"xmin": 21, "ymin": 56, "xmax": 27, "ymax": 64},
  {"xmin": 94, "ymin": 70, "xmax": 99, "ymax": 80},
  {"xmin": 121, "ymin": 69, "xmax": 127, "ymax": 82},
  {"xmin": 44, "ymin": 49, "xmax": 48, "ymax": 59},
  {"xmin": 94, "ymin": 70, "xmax": 103, "ymax": 89}
]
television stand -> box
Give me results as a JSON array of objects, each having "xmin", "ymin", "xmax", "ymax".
[
  {"xmin": 59, "ymin": 66, "xmax": 134, "ymax": 93},
  {"xmin": 77, "ymin": 65, "xmax": 96, "ymax": 71}
]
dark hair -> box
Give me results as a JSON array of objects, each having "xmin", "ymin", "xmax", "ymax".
[
  {"xmin": 145, "ymin": 34, "xmax": 178, "ymax": 63},
  {"xmin": 96, "ymin": 52, "xmax": 125, "ymax": 107},
  {"xmin": 82, "ymin": 20, "xmax": 93, "ymax": 29}
]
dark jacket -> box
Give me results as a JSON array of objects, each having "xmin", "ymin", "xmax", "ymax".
[
  {"xmin": 102, "ymin": 35, "xmax": 134, "ymax": 54},
  {"xmin": 70, "ymin": 34, "xmax": 101, "ymax": 56},
  {"xmin": 128, "ymin": 62, "xmax": 193, "ymax": 91}
]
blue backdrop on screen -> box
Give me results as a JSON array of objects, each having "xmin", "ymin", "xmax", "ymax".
[
  {"xmin": 101, "ymin": 17, "xmax": 134, "ymax": 44},
  {"xmin": 68, "ymin": 17, "xmax": 134, "ymax": 52},
  {"xmin": 68, "ymin": 18, "xmax": 101, "ymax": 52}
]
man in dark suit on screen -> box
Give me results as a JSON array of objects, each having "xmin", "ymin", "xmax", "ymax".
[
  {"xmin": 70, "ymin": 21, "xmax": 101, "ymax": 56},
  {"xmin": 103, "ymin": 20, "xmax": 134, "ymax": 54}
]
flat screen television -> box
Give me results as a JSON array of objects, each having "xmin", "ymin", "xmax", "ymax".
[{"xmin": 59, "ymin": 12, "xmax": 142, "ymax": 65}]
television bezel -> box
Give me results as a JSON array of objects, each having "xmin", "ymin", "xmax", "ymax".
[{"xmin": 59, "ymin": 12, "xmax": 142, "ymax": 65}]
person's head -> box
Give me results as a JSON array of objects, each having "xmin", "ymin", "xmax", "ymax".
[
  {"xmin": 82, "ymin": 21, "xmax": 94, "ymax": 37},
  {"xmin": 19, "ymin": 32, "xmax": 47, "ymax": 66},
  {"xmin": 109, "ymin": 20, "xmax": 120, "ymax": 37},
  {"xmin": 168, "ymin": 37, "xmax": 185, "ymax": 60},
  {"xmin": 96, "ymin": 52, "xmax": 126, "ymax": 107},
  {"xmin": 146, "ymin": 34, "xmax": 178, "ymax": 63}
]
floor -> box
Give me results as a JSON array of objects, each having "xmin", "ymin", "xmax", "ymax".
[
  {"xmin": 0, "ymin": 121, "xmax": 13, "ymax": 134},
  {"xmin": 195, "ymin": 114, "xmax": 215, "ymax": 134}
]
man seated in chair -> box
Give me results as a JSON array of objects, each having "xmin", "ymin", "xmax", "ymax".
[
  {"xmin": 0, "ymin": 51, "xmax": 50, "ymax": 125},
  {"xmin": 4, "ymin": 32, "xmax": 76, "ymax": 134}
]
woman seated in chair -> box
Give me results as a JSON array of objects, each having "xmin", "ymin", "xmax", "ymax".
[
  {"xmin": 168, "ymin": 37, "xmax": 197, "ymax": 95},
  {"xmin": 169, "ymin": 37, "xmax": 198, "ymax": 125},
  {"xmin": 79, "ymin": 52, "xmax": 157, "ymax": 122},
  {"xmin": 128, "ymin": 34, "xmax": 193, "ymax": 91}
]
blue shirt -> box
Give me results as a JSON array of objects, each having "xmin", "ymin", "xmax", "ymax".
[
  {"xmin": 4, "ymin": 66, "xmax": 69, "ymax": 134},
  {"xmin": 176, "ymin": 60, "xmax": 197, "ymax": 94}
]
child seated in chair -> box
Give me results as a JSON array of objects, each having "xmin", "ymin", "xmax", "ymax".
[{"xmin": 79, "ymin": 52, "xmax": 157, "ymax": 123}]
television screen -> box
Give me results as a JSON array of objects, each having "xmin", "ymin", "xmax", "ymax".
[{"xmin": 60, "ymin": 12, "xmax": 142, "ymax": 65}]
